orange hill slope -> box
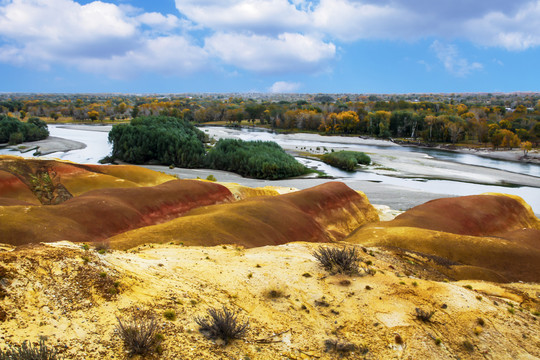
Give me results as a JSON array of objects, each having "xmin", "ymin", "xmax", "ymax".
[
  {"xmin": 0, "ymin": 156, "xmax": 176, "ymax": 204},
  {"xmin": 108, "ymin": 181, "xmax": 380, "ymax": 250},
  {"xmin": 347, "ymin": 194, "xmax": 540, "ymax": 283},
  {"xmin": 0, "ymin": 179, "xmax": 234, "ymax": 246}
]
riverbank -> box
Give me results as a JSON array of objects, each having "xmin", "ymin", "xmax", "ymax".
[
  {"xmin": 393, "ymin": 139, "xmax": 540, "ymax": 165},
  {"xmin": 3, "ymin": 136, "xmax": 86, "ymax": 155},
  {"xmin": 2, "ymin": 123, "xmax": 538, "ymax": 213}
]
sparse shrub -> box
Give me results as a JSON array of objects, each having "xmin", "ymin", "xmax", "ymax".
[
  {"xmin": 116, "ymin": 313, "xmax": 162, "ymax": 356},
  {"xmin": 321, "ymin": 151, "xmax": 371, "ymax": 171},
  {"xmin": 94, "ymin": 242, "xmax": 109, "ymax": 254},
  {"xmin": 508, "ymin": 308, "xmax": 515, "ymax": 314},
  {"xmin": 463, "ymin": 340, "xmax": 474, "ymax": 352},
  {"xmin": 312, "ymin": 246, "xmax": 363, "ymax": 275},
  {"xmin": 195, "ymin": 306, "xmax": 249, "ymax": 345},
  {"xmin": 302, "ymin": 273, "xmax": 312, "ymax": 278},
  {"xmin": 464, "ymin": 285, "xmax": 473, "ymax": 290},
  {"xmin": 264, "ymin": 286, "xmax": 285, "ymax": 299},
  {"xmin": 415, "ymin": 308, "xmax": 435, "ymax": 322},
  {"xmin": 324, "ymin": 339, "xmax": 368, "ymax": 356},
  {"xmin": 412, "ymin": 281, "xmax": 418, "ymax": 287},
  {"xmin": 532, "ymin": 310, "xmax": 540, "ymax": 316},
  {"xmin": 99, "ymin": 272, "xmax": 107, "ymax": 278},
  {"xmin": 163, "ymin": 310, "xmax": 176, "ymax": 321},
  {"xmin": 434, "ymin": 338, "xmax": 442, "ymax": 345},
  {"xmin": 206, "ymin": 174, "xmax": 217, "ymax": 182},
  {"xmin": 477, "ymin": 318, "xmax": 485, "ymax": 326},
  {"xmin": 0, "ymin": 339, "xmax": 59, "ymax": 360}
]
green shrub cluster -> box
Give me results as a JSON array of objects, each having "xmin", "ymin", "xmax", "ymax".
[
  {"xmin": 108, "ymin": 117, "xmax": 309, "ymax": 180},
  {"xmin": 108, "ymin": 116, "xmax": 206, "ymax": 168},
  {"xmin": 0, "ymin": 116, "xmax": 49, "ymax": 145},
  {"xmin": 320, "ymin": 150, "xmax": 371, "ymax": 171},
  {"xmin": 205, "ymin": 139, "xmax": 308, "ymax": 179}
]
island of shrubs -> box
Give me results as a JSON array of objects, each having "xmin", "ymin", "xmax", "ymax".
[
  {"xmin": 0, "ymin": 115, "xmax": 49, "ymax": 145},
  {"xmin": 108, "ymin": 116, "xmax": 310, "ymax": 180},
  {"xmin": 321, "ymin": 151, "xmax": 371, "ymax": 171}
]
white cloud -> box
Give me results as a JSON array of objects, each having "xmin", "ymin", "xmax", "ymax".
[
  {"xmin": 205, "ymin": 32, "xmax": 336, "ymax": 73},
  {"xmin": 269, "ymin": 81, "xmax": 301, "ymax": 93},
  {"xmin": 77, "ymin": 36, "xmax": 209, "ymax": 79},
  {"xmin": 462, "ymin": 1, "xmax": 540, "ymax": 50},
  {"xmin": 136, "ymin": 12, "xmax": 181, "ymax": 32},
  {"xmin": 175, "ymin": 0, "xmax": 540, "ymax": 50},
  {"xmin": 1, "ymin": 0, "xmax": 539, "ymax": 81},
  {"xmin": 0, "ymin": 0, "xmax": 206, "ymax": 76},
  {"xmin": 174, "ymin": 0, "xmax": 311, "ymax": 34},
  {"xmin": 430, "ymin": 41, "xmax": 483, "ymax": 77}
]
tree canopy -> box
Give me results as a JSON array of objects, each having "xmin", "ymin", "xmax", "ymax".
[{"xmin": 0, "ymin": 115, "xmax": 49, "ymax": 144}]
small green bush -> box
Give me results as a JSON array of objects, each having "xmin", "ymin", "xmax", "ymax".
[
  {"xmin": 415, "ymin": 308, "xmax": 435, "ymax": 322},
  {"xmin": 195, "ymin": 306, "xmax": 249, "ymax": 344},
  {"xmin": 312, "ymin": 246, "xmax": 363, "ymax": 275},
  {"xmin": 116, "ymin": 314, "xmax": 162, "ymax": 356},
  {"xmin": 321, "ymin": 151, "xmax": 371, "ymax": 171},
  {"xmin": 0, "ymin": 339, "xmax": 59, "ymax": 360},
  {"xmin": 163, "ymin": 310, "xmax": 176, "ymax": 321}
]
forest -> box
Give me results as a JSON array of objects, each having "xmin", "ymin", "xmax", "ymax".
[
  {"xmin": 107, "ymin": 116, "xmax": 308, "ymax": 180},
  {"xmin": 1, "ymin": 93, "xmax": 539, "ymax": 151},
  {"xmin": 0, "ymin": 115, "xmax": 49, "ymax": 144}
]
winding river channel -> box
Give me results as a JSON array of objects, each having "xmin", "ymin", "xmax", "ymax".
[{"xmin": 1, "ymin": 124, "xmax": 539, "ymax": 214}]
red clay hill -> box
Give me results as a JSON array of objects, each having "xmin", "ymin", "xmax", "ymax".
[
  {"xmin": 107, "ymin": 181, "xmax": 380, "ymax": 250},
  {"xmin": 0, "ymin": 156, "xmax": 379, "ymax": 249},
  {"xmin": 0, "ymin": 156, "xmax": 234, "ymax": 245},
  {"xmin": 347, "ymin": 194, "xmax": 540, "ymax": 283}
]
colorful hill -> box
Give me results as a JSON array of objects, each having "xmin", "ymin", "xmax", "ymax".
[
  {"xmin": 0, "ymin": 179, "xmax": 234, "ymax": 246},
  {"xmin": 108, "ymin": 181, "xmax": 379, "ymax": 250},
  {"xmin": 347, "ymin": 194, "xmax": 540, "ymax": 282}
]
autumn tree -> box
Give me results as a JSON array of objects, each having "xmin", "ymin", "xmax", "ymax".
[{"xmin": 520, "ymin": 141, "xmax": 532, "ymax": 157}]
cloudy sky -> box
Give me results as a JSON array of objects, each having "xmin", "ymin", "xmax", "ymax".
[{"xmin": 0, "ymin": 0, "xmax": 539, "ymax": 93}]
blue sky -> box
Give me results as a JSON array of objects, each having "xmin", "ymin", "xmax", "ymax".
[{"xmin": 0, "ymin": 0, "xmax": 539, "ymax": 94}]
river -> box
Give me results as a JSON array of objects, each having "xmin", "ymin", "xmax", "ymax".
[{"xmin": 1, "ymin": 124, "xmax": 539, "ymax": 214}]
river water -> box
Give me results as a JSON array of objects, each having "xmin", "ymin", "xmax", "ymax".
[{"xmin": 1, "ymin": 124, "xmax": 539, "ymax": 213}]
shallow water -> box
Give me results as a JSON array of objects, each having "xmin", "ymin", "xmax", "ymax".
[{"xmin": 1, "ymin": 124, "xmax": 539, "ymax": 213}]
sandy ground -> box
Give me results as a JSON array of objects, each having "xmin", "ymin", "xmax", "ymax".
[
  {"xmin": 1, "ymin": 241, "xmax": 539, "ymax": 359},
  {"xmin": 3, "ymin": 136, "xmax": 86, "ymax": 155}
]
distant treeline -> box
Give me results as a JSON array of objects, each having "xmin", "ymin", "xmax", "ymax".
[
  {"xmin": 1, "ymin": 93, "xmax": 539, "ymax": 148},
  {"xmin": 0, "ymin": 115, "xmax": 49, "ymax": 144},
  {"xmin": 108, "ymin": 116, "xmax": 308, "ymax": 180}
]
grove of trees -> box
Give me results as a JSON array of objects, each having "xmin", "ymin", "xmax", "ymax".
[
  {"xmin": 1, "ymin": 93, "xmax": 539, "ymax": 150},
  {"xmin": 108, "ymin": 116, "xmax": 309, "ymax": 180},
  {"xmin": 0, "ymin": 115, "xmax": 49, "ymax": 144}
]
